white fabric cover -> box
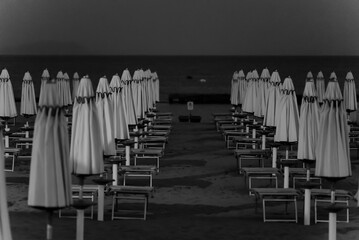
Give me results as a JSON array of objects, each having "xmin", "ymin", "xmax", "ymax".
[
  {"xmin": 297, "ymin": 80, "xmax": 320, "ymax": 160},
  {"xmin": 343, "ymin": 71, "xmax": 357, "ymax": 112},
  {"xmin": 96, "ymin": 77, "xmax": 116, "ymax": 156},
  {"xmin": 316, "ymin": 71, "xmax": 325, "ymax": 104},
  {"xmin": 28, "ymin": 80, "xmax": 72, "ymax": 209},
  {"xmin": 20, "ymin": 72, "xmax": 37, "ymax": 116},
  {"xmin": 0, "ymin": 69, "xmax": 17, "ymax": 118},
  {"xmin": 72, "ymin": 72, "xmax": 80, "ymax": 100},
  {"xmin": 315, "ymin": 77, "xmax": 351, "ymax": 178},
  {"xmin": 274, "ymin": 77, "xmax": 299, "ymax": 142},
  {"xmin": 121, "ymin": 69, "xmax": 137, "ymax": 125},
  {"xmin": 110, "ymin": 74, "xmax": 129, "ymax": 140},
  {"xmin": 263, "ymin": 71, "xmax": 281, "ymax": 127},
  {"xmin": 39, "ymin": 69, "xmax": 50, "ymax": 105},
  {"xmin": 70, "ymin": 77, "xmax": 104, "ymax": 175}
]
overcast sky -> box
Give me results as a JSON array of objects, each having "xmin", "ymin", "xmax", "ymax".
[{"xmin": 1, "ymin": 0, "xmax": 359, "ymax": 55}]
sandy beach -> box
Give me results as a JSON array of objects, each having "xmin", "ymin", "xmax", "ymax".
[{"xmin": 2, "ymin": 103, "xmax": 359, "ymax": 240}]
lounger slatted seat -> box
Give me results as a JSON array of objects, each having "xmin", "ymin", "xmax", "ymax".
[
  {"xmin": 132, "ymin": 149, "xmax": 163, "ymax": 172},
  {"xmin": 241, "ymin": 167, "xmax": 280, "ymax": 193},
  {"xmin": 110, "ymin": 185, "xmax": 154, "ymax": 220},
  {"xmin": 250, "ymin": 188, "xmax": 301, "ymax": 223},
  {"xmin": 234, "ymin": 149, "xmax": 271, "ymax": 173},
  {"xmin": 119, "ymin": 166, "xmax": 157, "ymax": 187}
]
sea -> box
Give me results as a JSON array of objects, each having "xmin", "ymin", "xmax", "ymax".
[{"xmin": 1, "ymin": 55, "xmax": 359, "ymax": 103}]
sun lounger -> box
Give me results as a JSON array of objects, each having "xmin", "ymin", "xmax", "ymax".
[
  {"xmin": 119, "ymin": 165, "xmax": 157, "ymax": 187},
  {"xmin": 132, "ymin": 149, "xmax": 163, "ymax": 172},
  {"xmin": 222, "ymin": 131, "xmax": 249, "ymax": 149},
  {"xmin": 110, "ymin": 185, "xmax": 154, "ymax": 220},
  {"xmin": 309, "ymin": 188, "xmax": 353, "ymax": 223},
  {"xmin": 4, "ymin": 147, "xmax": 21, "ymax": 172},
  {"xmin": 59, "ymin": 185, "xmax": 98, "ymax": 219},
  {"xmin": 234, "ymin": 149, "xmax": 271, "ymax": 173},
  {"xmin": 250, "ymin": 188, "xmax": 301, "ymax": 223},
  {"xmin": 15, "ymin": 138, "xmax": 33, "ymax": 149},
  {"xmin": 288, "ymin": 168, "xmax": 322, "ymax": 188},
  {"xmin": 241, "ymin": 167, "xmax": 280, "ymax": 194}
]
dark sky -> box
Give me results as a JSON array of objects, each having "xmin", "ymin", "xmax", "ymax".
[{"xmin": 1, "ymin": 0, "xmax": 359, "ymax": 55}]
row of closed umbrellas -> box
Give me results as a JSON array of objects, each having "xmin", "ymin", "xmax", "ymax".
[
  {"xmin": 230, "ymin": 68, "xmax": 355, "ymax": 239},
  {"xmin": 0, "ymin": 67, "xmax": 161, "ymax": 240}
]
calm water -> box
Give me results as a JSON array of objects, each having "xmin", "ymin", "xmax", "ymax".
[{"xmin": 1, "ymin": 55, "xmax": 359, "ymax": 102}]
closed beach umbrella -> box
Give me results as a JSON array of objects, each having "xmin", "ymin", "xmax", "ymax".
[
  {"xmin": 0, "ymin": 68, "xmax": 17, "ymax": 148},
  {"xmin": 132, "ymin": 70, "xmax": 145, "ymax": 120},
  {"xmin": 63, "ymin": 73, "xmax": 73, "ymax": 107},
  {"xmin": 140, "ymin": 69, "xmax": 149, "ymax": 114},
  {"xmin": 70, "ymin": 76, "xmax": 103, "ymax": 240},
  {"xmin": 0, "ymin": 68, "xmax": 17, "ymax": 119},
  {"xmin": 315, "ymin": 72, "xmax": 351, "ymax": 178},
  {"xmin": 242, "ymin": 71, "xmax": 258, "ymax": 114},
  {"xmin": 316, "ymin": 71, "xmax": 326, "ymax": 104},
  {"xmin": 121, "ymin": 69, "xmax": 138, "ymax": 126},
  {"xmin": 230, "ymin": 71, "xmax": 239, "ymax": 106},
  {"xmin": 343, "ymin": 71, "xmax": 357, "ymax": 115},
  {"xmin": 298, "ymin": 72, "xmax": 320, "ymax": 160},
  {"xmin": 39, "ymin": 69, "xmax": 50, "ymax": 105},
  {"xmin": 254, "ymin": 68, "xmax": 270, "ymax": 118},
  {"xmin": 153, "ymin": 72, "xmax": 160, "ymax": 104},
  {"xmin": 263, "ymin": 70, "xmax": 281, "ymax": 127},
  {"xmin": 274, "ymin": 76, "xmax": 299, "ymax": 188},
  {"xmin": 275, "ymin": 76, "xmax": 299, "ymax": 142},
  {"xmin": 0, "ymin": 126, "xmax": 12, "ymax": 240},
  {"xmin": 56, "ymin": 71, "xmax": 65, "ymax": 107},
  {"xmin": 297, "ymin": 72, "xmax": 320, "ymax": 225},
  {"xmin": 72, "ymin": 72, "xmax": 80, "ymax": 100},
  {"xmin": 28, "ymin": 78, "xmax": 72, "ymax": 240},
  {"xmin": 238, "ymin": 70, "xmax": 246, "ymax": 107},
  {"xmin": 96, "ymin": 76, "xmax": 116, "ymax": 156},
  {"xmin": 315, "ymin": 72, "xmax": 351, "ymax": 240},
  {"xmin": 71, "ymin": 76, "xmax": 103, "ymax": 174},
  {"xmin": 110, "ymin": 74, "xmax": 129, "ymax": 140},
  {"xmin": 20, "ymin": 71, "xmax": 37, "ymax": 119}
]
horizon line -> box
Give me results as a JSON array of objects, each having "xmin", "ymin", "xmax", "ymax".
[{"xmin": 1, "ymin": 54, "xmax": 359, "ymax": 58}]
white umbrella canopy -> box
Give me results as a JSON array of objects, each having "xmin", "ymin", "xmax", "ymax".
[
  {"xmin": 39, "ymin": 69, "xmax": 50, "ymax": 105},
  {"xmin": 121, "ymin": 69, "xmax": 138, "ymax": 126},
  {"xmin": 72, "ymin": 72, "xmax": 80, "ymax": 100},
  {"xmin": 109, "ymin": 74, "xmax": 130, "ymax": 140},
  {"xmin": 132, "ymin": 70, "xmax": 145, "ymax": 119},
  {"xmin": 263, "ymin": 70, "xmax": 281, "ymax": 127},
  {"xmin": 274, "ymin": 76, "xmax": 299, "ymax": 142},
  {"xmin": 20, "ymin": 71, "xmax": 37, "ymax": 117},
  {"xmin": 153, "ymin": 72, "xmax": 160, "ymax": 103},
  {"xmin": 140, "ymin": 69, "xmax": 149, "ymax": 114},
  {"xmin": 63, "ymin": 73, "xmax": 73, "ymax": 107},
  {"xmin": 0, "ymin": 126, "xmax": 12, "ymax": 240},
  {"xmin": 238, "ymin": 70, "xmax": 247, "ymax": 107},
  {"xmin": 70, "ymin": 76, "xmax": 104, "ymax": 175},
  {"xmin": 254, "ymin": 68, "xmax": 270, "ymax": 117},
  {"xmin": 298, "ymin": 75, "xmax": 320, "ymax": 160},
  {"xmin": 0, "ymin": 68, "xmax": 17, "ymax": 119},
  {"xmin": 343, "ymin": 71, "xmax": 357, "ymax": 113},
  {"xmin": 96, "ymin": 76, "xmax": 116, "ymax": 156},
  {"xmin": 231, "ymin": 71, "xmax": 239, "ymax": 106},
  {"xmin": 242, "ymin": 71, "xmax": 258, "ymax": 114},
  {"xmin": 28, "ymin": 78, "xmax": 72, "ymax": 208},
  {"xmin": 316, "ymin": 71, "xmax": 326, "ymax": 104},
  {"xmin": 145, "ymin": 69, "xmax": 155, "ymax": 111},
  {"xmin": 56, "ymin": 71, "xmax": 66, "ymax": 107},
  {"xmin": 315, "ymin": 73, "xmax": 351, "ymax": 178}
]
